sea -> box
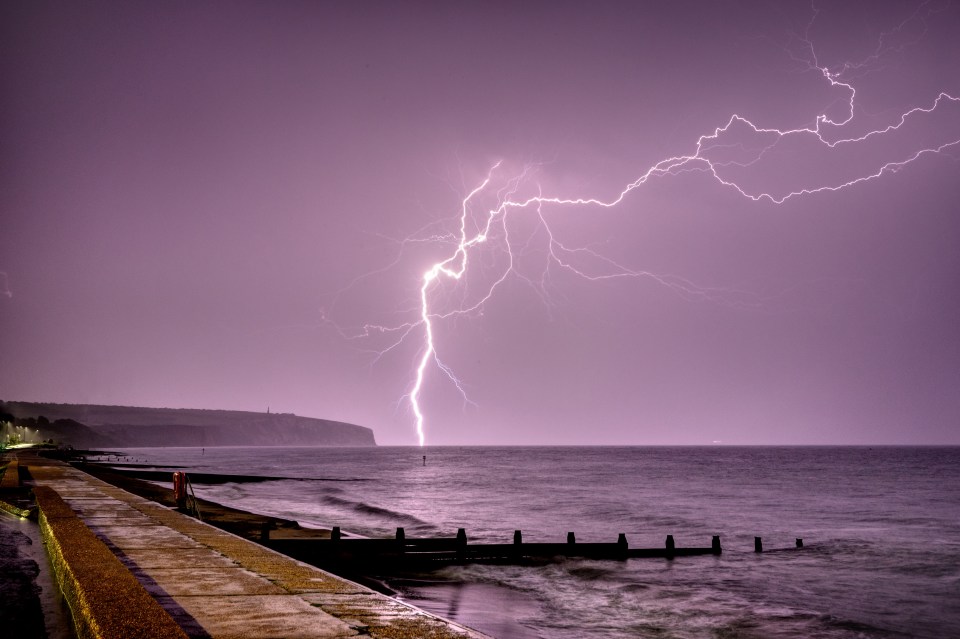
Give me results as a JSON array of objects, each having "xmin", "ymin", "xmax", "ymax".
[{"xmin": 108, "ymin": 446, "xmax": 960, "ymax": 639}]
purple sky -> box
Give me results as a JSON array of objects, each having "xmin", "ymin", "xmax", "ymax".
[{"xmin": 2, "ymin": 1, "xmax": 959, "ymax": 445}]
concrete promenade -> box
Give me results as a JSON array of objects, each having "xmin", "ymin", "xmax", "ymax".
[{"xmin": 19, "ymin": 453, "xmax": 490, "ymax": 639}]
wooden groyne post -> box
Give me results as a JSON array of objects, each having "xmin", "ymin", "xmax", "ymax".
[
  {"xmin": 753, "ymin": 536, "xmax": 808, "ymax": 553},
  {"xmin": 457, "ymin": 527, "xmax": 467, "ymax": 559}
]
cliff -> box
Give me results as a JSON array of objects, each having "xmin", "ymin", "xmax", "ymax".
[{"xmin": 1, "ymin": 401, "xmax": 376, "ymax": 447}]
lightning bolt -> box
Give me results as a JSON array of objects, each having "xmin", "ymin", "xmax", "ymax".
[{"xmin": 332, "ymin": 6, "xmax": 960, "ymax": 447}]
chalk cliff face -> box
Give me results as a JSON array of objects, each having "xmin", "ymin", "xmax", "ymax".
[{"xmin": 2, "ymin": 401, "xmax": 376, "ymax": 447}]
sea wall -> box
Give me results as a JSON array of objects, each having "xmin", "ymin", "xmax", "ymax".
[{"xmin": 33, "ymin": 485, "xmax": 189, "ymax": 639}]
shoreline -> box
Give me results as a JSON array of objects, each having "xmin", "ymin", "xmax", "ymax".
[
  {"xmin": 72, "ymin": 460, "xmax": 409, "ymax": 596},
  {"xmin": 73, "ymin": 457, "xmax": 551, "ymax": 639},
  {"xmin": 8, "ymin": 451, "xmax": 492, "ymax": 638}
]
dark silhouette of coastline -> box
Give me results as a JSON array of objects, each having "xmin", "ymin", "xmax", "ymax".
[{"xmin": 2, "ymin": 400, "xmax": 376, "ymax": 447}]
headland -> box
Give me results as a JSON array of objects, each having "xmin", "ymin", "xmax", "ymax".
[{"xmin": 1, "ymin": 400, "xmax": 376, "ymax": 448}]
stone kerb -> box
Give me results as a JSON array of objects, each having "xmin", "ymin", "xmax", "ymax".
[{"xmin": 33, "ymin": 485, "xmax": 189, "ymax": 639}]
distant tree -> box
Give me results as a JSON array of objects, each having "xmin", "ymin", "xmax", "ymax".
[{"xmin": 38, "ymin": 415, "xmax": 50, "ymax": 426}]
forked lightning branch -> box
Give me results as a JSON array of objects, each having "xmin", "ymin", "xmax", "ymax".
[{"xmin": 343, "ymin": 25, "xmax": 960, "ymax": 446}]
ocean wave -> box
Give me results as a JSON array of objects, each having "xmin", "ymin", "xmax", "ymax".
[
  {"xmin": 565, "ymin": 564, "xmax": 616, "ymax": 581},
  {"xmin": 319, "ymin": 494, "xmax": 430, "ymax": 528}
]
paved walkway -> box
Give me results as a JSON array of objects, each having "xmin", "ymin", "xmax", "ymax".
[{"xmin": 24, "ymin": 454, "xmax": 489, "ymax": 639}]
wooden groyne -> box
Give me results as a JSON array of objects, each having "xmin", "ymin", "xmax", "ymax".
[
  {"xmin": 73, "ymin": 463, "xmax": 805, "ymax": 571},
  {"xmin": 266, "ymin": 527, "xmax": 723, "ymax": 570}
]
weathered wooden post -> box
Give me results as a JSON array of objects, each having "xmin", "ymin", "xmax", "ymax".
[
  {"xmin": 514, "ymin": 530, "xmax": 523, "ymax": 545},
  {"xmin": 567, "ymin": 531, "xmax": 576, "ymax": 545},
  {"xmin": 330, "ymin": 526, "xmax": 341, "ymax": 560},
  {"xmin": 665, "ymin": 534, "xmax": 675, "ymax": 556},
  {"xmin": 796, "ymin": 538, "xmax": 803, "ymax": 548},
  {"xmin": 457, "ymin": 528, "xmax": 467, "ymax": 560},
  {"xmin": 396, "ymin": 527, "xmax": 405, "ymax": 542},
  {"xmin": 754, "ymin": 536, "xmax": 763, "ymax": 553},
  {"xmin": 712, "ymin": 535, "xmax": 721, "ymax": 554},
  {"xmin": 617, "ymin": 533, "xmax": 628, "ymax": 559}
]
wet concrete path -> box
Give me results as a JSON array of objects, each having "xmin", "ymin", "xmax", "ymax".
[{"xmin": 20, "ymin": 453, "xmax": 489, "ymax": 639}]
